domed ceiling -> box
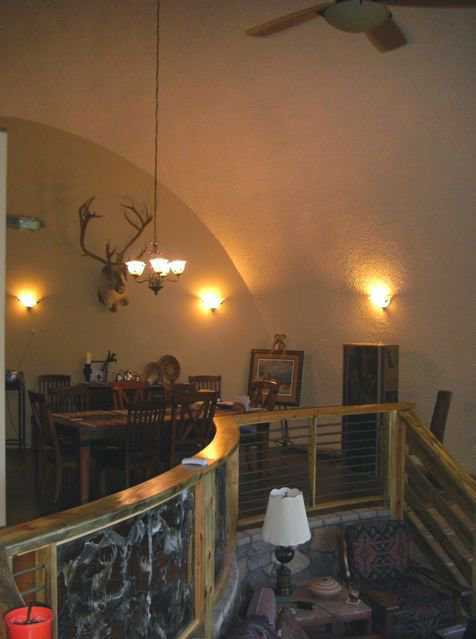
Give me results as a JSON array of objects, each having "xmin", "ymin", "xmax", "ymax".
[{"xmin": 1, "ymin": 0, "xmax": 475, "ymax": 469}]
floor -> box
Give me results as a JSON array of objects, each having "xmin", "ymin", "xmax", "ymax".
[
  {"xmin": 6, "ymin": 448, "xmax": 80, "ymax": 526},
  {"xmin": 6, "ymin": 449, "xmax": 41, "ymax": 525},
  {"xmin": 5, "ymin": 438, "xmax": 384, "ymax": 527}
]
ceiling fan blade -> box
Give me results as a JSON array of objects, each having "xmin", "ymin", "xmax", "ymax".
[
  {"xmin": 366, "ymin": 14, "xmax": 407, "ymax": 51},
  {"xmin": 246, "ymin": 2, "xmax": 331, "ymax": 36},
  {"xmin": 383, "ymin": 1, "xmax": 476, "ymax": 7}
]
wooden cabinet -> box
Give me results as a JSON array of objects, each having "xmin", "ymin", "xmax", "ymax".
[{"xmin": 342, "ymin": 344, "xmax": 399, "ymax": 473}]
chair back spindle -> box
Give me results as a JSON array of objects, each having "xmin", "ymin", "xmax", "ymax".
[
  {"xmin": 47, "ymin": 384, "xmax": 90, "ymax": 412},
  {"xmin": 38, "ymin": 374, "xmax": 71, "ymax": 399},
  {"xmin": 125, "ymin": 400, "xmax": 174, "ymax": 487},
  {"xmin": 112, "ymin": 383, "xmax": 147, "ymax": 409}
]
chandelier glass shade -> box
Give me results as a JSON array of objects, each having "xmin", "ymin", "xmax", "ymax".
[
  {"xmin": 126, "ymin": 244, "xmax": 186, "ymax": 295},
  {"xmin": 125, "ymin": 0, "xmax": 186, "ymax": 293}
]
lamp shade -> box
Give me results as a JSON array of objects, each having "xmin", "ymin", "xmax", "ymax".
[{"xmin": 262, "ymin": 487, "xmax": 311, "ymax": 547}]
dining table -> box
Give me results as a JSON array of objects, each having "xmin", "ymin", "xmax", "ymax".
[{"xmin": 52, "ymin": 403, "xmax": 243, "ymax": 504}]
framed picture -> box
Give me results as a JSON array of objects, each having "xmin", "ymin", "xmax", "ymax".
[
  {"xmin": 90, "ymin": 360, "xmax": 107, "ymax": 384},
  {"xmin": 248, "ymin": 349, "xmax": 304, "ymax": 406}
]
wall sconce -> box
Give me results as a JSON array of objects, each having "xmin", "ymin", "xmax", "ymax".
[
  {"xmin": 201, "ymin": 292, "xmax": 224, "ymax": 313},
  {"xmin": 16, "ymin": 291, "xmax": 44, "ymax": 311},
  {"xmin": 369, "ymin": 285, "xmax": 392, "ymax": 309}
]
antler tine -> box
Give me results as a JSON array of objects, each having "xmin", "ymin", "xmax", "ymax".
[
  {"xmin": 116, "ymin": 203, "xmax": 153, "ymax": 261},
  {"xmin": 122, "ymin": 203, "xmax": 153, "ymax": 228},
  {"xmin": 78, "ymin": 197, "xmax": 108, "ymax": 265},
  {"xmin": 105, "ymin": 241, "xmax": 116, "ymax": 262}
]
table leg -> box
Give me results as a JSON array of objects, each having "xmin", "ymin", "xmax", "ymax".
[{"xmin": 79, "ymin": 445, "xmax": 91, "ymax": 504}]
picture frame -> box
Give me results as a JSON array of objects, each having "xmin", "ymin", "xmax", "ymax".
[
  {"xmin": 90, "ymin": 360, "xmax": 107, "ymax": 384},
  {"xmin": 248, "ymin": 349, "xmax": 304, "ymax": 406}
]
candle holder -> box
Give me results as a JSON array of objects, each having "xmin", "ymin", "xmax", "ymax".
[{"xmin": 83, "ymin": 363, "xmax": 92, "ymax": 383}]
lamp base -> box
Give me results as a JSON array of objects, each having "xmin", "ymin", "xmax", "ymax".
[{"xmin": 275, "ymin": 546, "xmax": 295, "ymax": 596}]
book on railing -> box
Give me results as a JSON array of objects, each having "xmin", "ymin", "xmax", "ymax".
[{"xmin": 181, "ymin": 457, "xmax": 209, "ymax": 466}]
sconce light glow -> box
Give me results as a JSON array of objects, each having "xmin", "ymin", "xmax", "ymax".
[
  {"xmin": 17, "ymin": 291, "xmax": 38, "ymax": 310},
  {"xmin": 369, "ymin": 285, "xmax": 392, "ymax": 309},
  {"xmin": 201, "ymin": 292, "xmax": 223, "ymax": 313}
]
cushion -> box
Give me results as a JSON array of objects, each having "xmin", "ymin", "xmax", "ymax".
[{"xmin": 345, "ymin": 520, "xmax": 410, "ymax": 584}]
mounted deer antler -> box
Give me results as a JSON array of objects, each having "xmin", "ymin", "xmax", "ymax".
[{"xmin": 78, "ymin": 197, "xmax": 152, "ymax": 311}]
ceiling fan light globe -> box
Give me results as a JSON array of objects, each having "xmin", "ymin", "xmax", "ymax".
[{"xmin": 324, "ymin": 0, "xmax": 389, "ymax": 33}]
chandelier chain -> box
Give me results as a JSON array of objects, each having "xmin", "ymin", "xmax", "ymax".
[{"xmin": 153, "ymin": 0, "xmax": 160, "ymax": 243}]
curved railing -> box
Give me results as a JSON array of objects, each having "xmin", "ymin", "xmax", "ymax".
[
  {"xmin": 3, "ymin": 401, "xmax": 471, "ymax": 638},
  {"xmin": 0, "ymin": 412, "xmax": 240, "ymax": 639}
]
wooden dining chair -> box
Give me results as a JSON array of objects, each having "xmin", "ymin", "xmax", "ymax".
[
  {"xmin": 430, "ymin": 390, "xmax": 452, "ymax": 444},
  {"xmin": 249, "ymin": 379, "xmax": 280, "ymax": 410},
  {"xmin": 188, "ymin": 375, "xmax": 222, "ymax": 396},
  {"xmin": 168, "ymin": 383, "xmax": 194, "ymax": 395},
  {"xmin": 96, "ymin": 399, "xmax": 175, "ymax": 492},
  {"xmin": 240, "ymin": 379, "xmax": 280, "ymax": 471},
  {"xmin": 47, "ymin": 384, "xmax": 90, "ymax": 412},
  {"xmin": 111, "ymin": 382, "xmax": 146, "ymax": 409},
  {"xmin": 28, "ymin": 390, "xmax": 79, "ymax": 503},
  {"xmin": 38, "ymin": 374, "xmax": 71, "ymax": 395},
  {"xmin": 171, "ymin": 390, "xmax": 218, "ymax": 463}
]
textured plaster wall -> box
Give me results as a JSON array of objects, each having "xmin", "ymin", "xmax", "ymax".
[
  {"xmin": 2, "ymin": 117, "xmax": 268, "ymax": 443},
  {"xmin": 0, "ymin": 0, "xmax": 475, "ymax": 470}
]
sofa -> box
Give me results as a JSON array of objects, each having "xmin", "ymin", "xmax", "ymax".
[{"xmin": 226, "ymin": 587, "xmax": 310, "ymax": 639}]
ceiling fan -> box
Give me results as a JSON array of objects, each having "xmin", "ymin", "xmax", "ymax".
[{"xmin": 246, "ymin": 1, "xmax": 476, "ymax": 52}]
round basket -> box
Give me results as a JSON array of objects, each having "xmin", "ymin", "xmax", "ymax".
[{"xmin": 308, "ymin": 577, "xmax": 342, "ymax": 597}]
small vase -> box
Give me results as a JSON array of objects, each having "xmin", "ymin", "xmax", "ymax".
[{"xmin": 83, "ymin": 363, "xmax": 92, "ymax": 383}]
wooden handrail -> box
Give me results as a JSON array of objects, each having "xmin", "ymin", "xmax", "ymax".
[
  {"xmin": 0, "ymin": 403, "xmax": 414, "ymax": 555},
  {"xmin": 0, "ymin": 401, "xmax": 426, "ymax": 639},
  {"xmin": 235, "ymin": 401, "xmax": 415, "ymax": 425},
  {"xmin": 401, "ymin": 407, "xmax": 475, "ymax": 612},
  {"xmin": 401, "ymin": 409, "xmax": 476, "ymax": 511},
  {"xmin": 0, "ymin": 414, "xmax": 239, "ymax": 557}
]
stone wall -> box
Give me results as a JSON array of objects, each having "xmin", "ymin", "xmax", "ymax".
[
  {"xmin": 213, "ymin": 507, "xmax": 392, "ymax": 636},
  {"xmin": 236, "ymin": 507, "xmax": 391, "ymax": 592}
]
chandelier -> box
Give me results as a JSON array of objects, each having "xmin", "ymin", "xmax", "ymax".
[{"xmin": 126, "ymin": 0, "xmax": 186, "ymax": 294}]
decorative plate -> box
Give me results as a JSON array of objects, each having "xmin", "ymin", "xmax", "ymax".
[
  {"xmin": 158, "ymin": 355, "xmax": 181, "ymax": 386},
  {"xmin": 144, "ymin": 361, "xmax": 161, "ymax": 385},
  {"xmin": 308, "ymin": 577, "xmax": 342, "ymax": 597}
]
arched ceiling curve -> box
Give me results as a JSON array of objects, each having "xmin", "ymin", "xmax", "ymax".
[{"xmin": 1, "ymin": 0, "xmax": 475, "ymax": 300}]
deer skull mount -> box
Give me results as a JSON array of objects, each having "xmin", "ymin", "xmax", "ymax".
[{"xmin": 79, "ymin": 197, "xmax": 152, "ymax": 312}]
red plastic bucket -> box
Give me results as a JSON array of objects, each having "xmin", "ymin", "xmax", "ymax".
[{"xmin": 4, "ymin": 606, "xmax": 53, "ymax": 639}]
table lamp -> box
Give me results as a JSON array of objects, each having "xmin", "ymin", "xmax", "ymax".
[{"xmin": 262, "ymin": 487, "xmax": 311, "ymax": 596}]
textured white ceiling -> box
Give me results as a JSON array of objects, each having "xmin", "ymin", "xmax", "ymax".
[
  {"xmin": 157, "ymin": 1, "xmax": 476, "ymax": 298},
  {"xmin": 1, "ymin": 0, "xmax": 475, "ymax": 298}
]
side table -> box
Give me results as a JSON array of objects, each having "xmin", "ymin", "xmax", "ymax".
[
  {"xmin": 433, "ymin": 623, "xmax": 467, "ymax": 638},
  {"xmin": 282, "ymin": 583, "xmax": 373, "ymax": 638}
]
